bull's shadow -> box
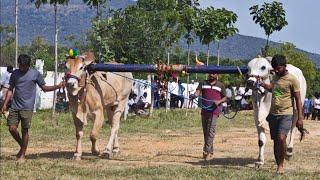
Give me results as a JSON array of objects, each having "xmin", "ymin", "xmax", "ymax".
[
  {"xmin": 186, "ymin": 157, "xmax": 256, "ymax": 167},
  {"xmin": 26, "ymin": 151, "xmax": 94, "ymax": 160}
]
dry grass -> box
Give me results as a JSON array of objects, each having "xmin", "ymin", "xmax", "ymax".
[{"xmin": 0, "ymin": 110, "xmax": 319, "ymax": 179}]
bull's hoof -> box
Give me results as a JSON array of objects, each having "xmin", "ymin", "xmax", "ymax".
[
  {"xmin": 285, "ymin": 154, "xmax": 292, "ymax": 161},
  {"xmin": 102, "ymin": 149, "xmax": 111, "ymax": 159},
  {"xmin": 102, "ymin": 153, "xmax": 110, "ymax": 159},
  {"xmin": 91, "ymin": 149, "xmax": 100, "ymax": 156},
  {"xmin": 73, "ymin": 155, "xmax": 82, "ymax": 161},
  {"xmin": 255, "ymin": 161, "xmax": 264, "ymax": 169},
  {"xmin": 112, "ymin": 147, "xmax": 120, "ymax": 155},
  {"xmin": 285, "ymin": 147, "xmax": 293, "ymax": 160}
]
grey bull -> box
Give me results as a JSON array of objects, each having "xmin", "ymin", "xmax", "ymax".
[
  {"xmin": 247, "ymin": 57, "xmax": 306, "ymax": 167},
  {"xmin": 65, "ymin": 52, "xmax": 133, "ymax": 160}
]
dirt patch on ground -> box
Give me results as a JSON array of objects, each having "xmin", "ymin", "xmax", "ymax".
[{"xmin": 1, "ymin": 120, "xmax": 319, "ymax": 172}]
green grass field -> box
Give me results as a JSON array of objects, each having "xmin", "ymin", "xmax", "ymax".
[{"xmin": 1, "ymin": 109, "xmax": 319, "ymax": 179}]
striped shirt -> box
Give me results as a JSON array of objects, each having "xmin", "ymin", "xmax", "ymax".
[{"xmin": 197, "ymin": 80, "xmax": 226, "ymax": 116}]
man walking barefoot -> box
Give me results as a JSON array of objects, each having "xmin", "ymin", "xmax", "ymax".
[
  {"xmin": 1, "ymin": 54, "xmax": 65, "ymax": 163},
  {"xmin": 260, "ymin": 55, "xmax": 304, "ymax": 173}
]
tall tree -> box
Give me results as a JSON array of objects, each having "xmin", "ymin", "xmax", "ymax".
[
  {"xmin": 0, "ymin": 25, "xmax": 15, "ymax": 66},
  {"xmin": 250, "ymin": 1, "xmax": 288, "ymax": 56},
  {"xmin": 195, "ymin": 7, "xmax": 238, "ymax": 65},
  {"xmin": 178, "ymin": 0, "xmax": 199, "ymax": 65},
  {"xmin": 268, "ymin": 43, "xmax": 317, "ymax": 96},
  {"xmin": 83, "ymin": 0, "xmax": 107, "ymax": 19},
  {"xmin": 31, "ymin": 0, "xmax": 69, "ymax": 117},
  {"xmin": 89, "ymin": 0, "xmax": 183, "ymax": 64}
]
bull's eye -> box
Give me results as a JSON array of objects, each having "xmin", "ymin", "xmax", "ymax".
[
  {"xmin": 79, "ymin": 66, "xmax": 84, "ymax": 70},
  {"xmin": 261, "ymin": 66, "xmax": 266, "ymax": 70}
]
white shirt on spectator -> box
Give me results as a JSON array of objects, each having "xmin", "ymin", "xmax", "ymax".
[
  {"xmin": 168, "ymin": 81, "xmax": 179, "ymax": 96},
  {"xmin": 235, "ymin": 88, "xmax": 244, "ymax": 100},
  {"xmin": 314, "ymin": 98, "xmax": 320, "ymax": 110},
  {"xmin": 128, "ymin": 99, "xmax": 135, "ymax": 106},
  {"xmin": 0, "ymin": 71, "xmax": 12, "ymax": 88},
  {"xmin": 226, "ymin": 88, "xmax": 232, "ymax": 98}
]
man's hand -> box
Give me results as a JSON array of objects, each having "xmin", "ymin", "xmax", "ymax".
[
  {"xmin": 1, "ymin": 104, "xmax": 7, "ymax": 114},
  {"xmin": 58, "ymin": 81, "xmax": 66, "ymax": 89},
  {"xmin": 296, "ymin": 119, "xmax": 303, "ymax": 130},
  {"xmin": 296, "ymin": 119, "xmax": 309, "ymax": 142}
]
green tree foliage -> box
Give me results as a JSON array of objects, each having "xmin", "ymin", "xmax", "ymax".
[
  {"xmin": 27, "ymin": 37, "xmax": 55, "ymax": 71},
  {"xmin": 195, "ymin": 7, "xmax": 238, "ymax": 65},
  {"xmin": 88, "ymin": 0, "xmax": 184, "ymax": 64},
  {"xmin": 0, "ymin": 25, "xmax": 15, "ymax": 66},
  {"xmin": 250, "ymin": 1, "xmax": 287, "ymax": 55},
  {"xmin": 268, "ymin": 43, "xmax": 318, "ymax": 96},
  {"xmin": 33, "ymin": 0, "xmax": 69, "ymax": 8},
  {"xmin": 83, "ymin": 0, "xmax": 107, "ymax": 18}
]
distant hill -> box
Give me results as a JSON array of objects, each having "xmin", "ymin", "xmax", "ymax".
[{"xmin": 1, "ymin": 0, "xmax": 319, "ymax": 67}]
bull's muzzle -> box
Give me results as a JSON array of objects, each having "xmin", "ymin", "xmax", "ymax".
[{"xmin": 246, "ymin": 79, "xmax": 255, "ymax": 89}]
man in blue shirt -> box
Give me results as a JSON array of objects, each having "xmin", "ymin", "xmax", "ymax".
[{"xmin": 1, "ymin": 54, "xmax": 65, "ymax": 163}]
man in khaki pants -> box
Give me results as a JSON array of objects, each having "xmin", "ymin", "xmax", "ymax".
[{"xmin": 1, "ymin": 54, "xmax": 64, "ymax": 163}]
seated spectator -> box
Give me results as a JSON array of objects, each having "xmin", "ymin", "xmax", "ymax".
[
  {"xmin": 137, "ymin": 92, "xmax": 150, "ymax": 110},
  {"xmin": 128, "ymin": 93, "xmax": 138, "ymax": 113}
]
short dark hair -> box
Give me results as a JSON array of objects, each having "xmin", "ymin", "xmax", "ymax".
[
  {"xmin": 271, "ymin": 54, "xmax": 287, "ymax": 68},
  {"xmin": 18, "ymin": 54, "xmax": 31, "ymax": 66}
]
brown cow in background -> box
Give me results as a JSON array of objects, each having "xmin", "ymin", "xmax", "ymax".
[{"xmin": 65, "ymin": 52, "xmax": 133, "ymax": 160}]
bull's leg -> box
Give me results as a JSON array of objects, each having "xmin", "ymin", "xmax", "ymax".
[
  {"xmin": 104, "ymin": 108, "xmax": 122, "ymax": 158},
  {"xmin": 90, "ymin": 109, "xmax": 104, "ymax": 155},
  {"xmin": 112, "ymin": 133, "xmax": 120, "ymax": 154},
  {"xmin": 286, "ymin": 112, "xmax": 298, "ymax": 159},
  {"xmin": 286, "ymin": 127, "xmax": 297, "ymax": 159},
  {"xmin": 255, "ymin": 127, "xmax": 267, "ymax": 168},
  {"xmin": 74, "ymin": 118, "xmax": 84, "ymax": 160}
]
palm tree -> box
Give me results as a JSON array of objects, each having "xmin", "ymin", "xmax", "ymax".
[{"xmin": 31, "ymin": 0, "xmax": 69, "ymax": 117}]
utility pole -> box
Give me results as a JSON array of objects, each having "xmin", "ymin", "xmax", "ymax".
[{"xmin": 15, "ymin": 0, "xmax": 18, "ymax": 68}]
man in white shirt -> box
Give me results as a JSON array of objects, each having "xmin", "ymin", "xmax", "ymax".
[
  {"xmin": 313, "ymin": 94, "xmax": 320, "ymax": 120},
  {"xmin": 188, "ymin": 80, "xmax": 197, "ymax": 108},
  {"xmin": 0, "ymin": 66, "xmax": 13, "ymax": 101},
  {"xmin": 168, "ymin": 77, "xmax": 179, "ymax": 108}
]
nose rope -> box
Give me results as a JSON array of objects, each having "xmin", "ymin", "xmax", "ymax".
[{"xmin": 65, "ymin": 72, "xmax": 81, "ymax": 81}]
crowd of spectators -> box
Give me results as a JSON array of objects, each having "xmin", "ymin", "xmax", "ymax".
[
  {"xmin": 303, "ymin": 92, "xmax": 320, "ymax": 120},
  {"xmin": 127, "ymin": 75, "xmax": 254, "ymax": 115}
]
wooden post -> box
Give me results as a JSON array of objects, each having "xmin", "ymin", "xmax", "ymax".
[
  {"xmin": 149, "ymin": 74, "xmax": 154, "ymax": 117},
  {"xmin": 165, "ymin": 52, "xmax": 170, "ymax": 113},
  {"xmin": 52, "ymin": 3, "xmax": 58, "ymax": 121}
]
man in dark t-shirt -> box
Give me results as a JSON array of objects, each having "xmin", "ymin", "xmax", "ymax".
[
  {"xmin": 1, "ymin": 54, "xmax": 65, "ymax": 163},
  {"xmin": 191, "ymin": 73, "xmax": 226, "ymax": 161}
]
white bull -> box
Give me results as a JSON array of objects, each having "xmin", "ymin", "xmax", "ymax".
[{"xmin": 247, "ymin": 57, "xmax": 306, "ymax": 167}]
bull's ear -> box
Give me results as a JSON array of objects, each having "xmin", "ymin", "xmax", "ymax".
[
  {"xmin": 81, "ymin": 52, "xmax": 95, "ymax": 66},
  {"xmin": 265, "ymin": 56, "xmax": 272, "ymax": 63}
]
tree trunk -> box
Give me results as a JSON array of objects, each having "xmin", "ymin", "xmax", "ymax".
[
  {"xmin": 217, "ymin": 41, "xmax": 220, "ymax": 66},
  {"xmin": 206, "ymin": 44, "xmax": 210, "ymax": 66},
  {"xmin": 149, "ymin": 74, "xmax": 154, "ymax": 117},
  {"xmin": 186, "ymin": 44, "xmax": 190, "ymax": 114},
  {"xmin": 52, "ymin": 3, "xmax": 58, "ymax": 120},
  {"xmin": 165, "ymin": 52, "xmax": 170, "ymax": 113}
]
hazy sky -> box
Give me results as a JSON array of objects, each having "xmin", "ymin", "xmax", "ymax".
[{"xmin": 199, "ymin": 0, "xmax": 320, "ymax": 54}]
